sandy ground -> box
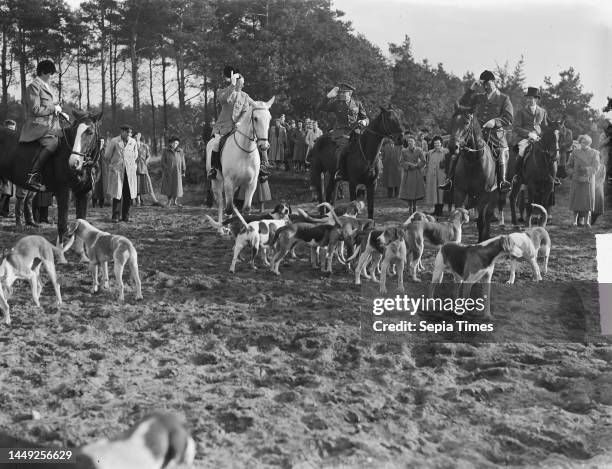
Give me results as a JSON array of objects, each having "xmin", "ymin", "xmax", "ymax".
[{"xmin": 0, "ymin": 169, "xmax": 611, "ymax": 468}]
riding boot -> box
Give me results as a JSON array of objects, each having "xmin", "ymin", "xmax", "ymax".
[
  {"xmin": 0, "ymin": 194, "xmax": 10, "ymax": 217},
  {"xmin": 498, "ymin": 159, "xmax": 512, "ymax": 193},
  {"xmin": 208, "ymin": 151, "xmax": 219, "ymax": 179},
  {"xmin": 15, "ymin": 198, "xmax": 23, "ymax": 227},
  {"xmin": 26, "ymin": 147, "xmax": 53, "ymax": 191},
  {"xmin": 387, "ymin": 187, "xmax": 394, "ymax": 198},
  {"xmin": 24, "ymin": 202, "xmax": 38, "ymax": 227},
  {"xmin": 512, "ymin": 155, "xmax": 523, "ymax": 185},
  {"xmin": 334, "ymin": 150, "xmax": 347, "ymax": 183},
  {"xmin": 439, "ymin": 154, "xmax": 457, "ymax": 190},
  {"xmin": 112, "ymin": 199, "xmax": 121, "ymax": 222},
  {"xmin": 434, "ymin": 204, "xmax": 444, "ymax": 216}
]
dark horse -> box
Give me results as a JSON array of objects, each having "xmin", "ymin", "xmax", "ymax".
[
  {"xmin": 309, "ymin": 106, "xmax": 404, "ymax": 220},
  {"xmin": 509, "ymin": 121, "xmax": 560, "ymax": 225},
  {"xmin": 603, "ymin": 97, "xmax": 612, "ymax": 183},
  {"xmin": 449, "ymin": 90, "xmax": 503, "ymax": 242},
  {"xmin": 0, "ymin": 110, "xmax": 101, "ymax": 242}
]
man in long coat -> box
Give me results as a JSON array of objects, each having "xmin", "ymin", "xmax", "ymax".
[{"xmin": 105, "ymin": 124, "xmax": 138, "ymax": 222}]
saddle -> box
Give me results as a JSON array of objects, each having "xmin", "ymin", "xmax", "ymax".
[{"xmin": 215, "ymin": 131, "xmax": 235, "ymax": 174}]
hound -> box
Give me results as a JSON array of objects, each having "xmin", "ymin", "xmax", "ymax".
[
  {"xmin": 405, "ymin": 211, "xmax": 437, "ymax": 223},
  {"xmin": 429, "ymin": 235, "xmax": 516, "ymax": 319},
  {"xmin": 0, "ymin": 235, "xmax": 74, "ymax": 325},
  {"xmin": 269, "ymin": 204, "xmax": 344, "ymax": 275},
  {"xmin": 402, "ymin": 208, "xmax": 470, "ymax": 281},
  {"xmin": 505, "ymin": 203, "xmax": 551, "ymax": 284},
  {"xmin": 352, "ymin": 228, "xmax": 385, "ymax": 285},
  {"xmin": 67, "ymin": 219, "xmax": 143, "ymax": 302},
  {"xmin": 205, "ymin": 202, "xmax": 292, "ymax": 237},
  {"xmin": 377, "ymin": 227, "xmax": 407, "ymax": 294},
  {"xmin": 76, "ymin": 412, "xmax": 195, "ymax": 469},
  {"xmin": 229, "ymin": 205, "xmax": 288, "ymax": 273}
]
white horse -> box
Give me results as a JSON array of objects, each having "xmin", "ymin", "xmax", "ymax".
[{"xmin": 210, "ymin": 97, "xmax": 275, "ymax": 224}]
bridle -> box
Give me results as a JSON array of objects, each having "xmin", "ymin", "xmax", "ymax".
[
  {"xmin": 363, "ymin": 110, "xmax": 402, "ymax": 141},
  {"xmin": 452, "ymin": 110, "xmax": 485, "ymax": 154},
  {"xmin": 58, "ymin": 114, "xmax": 100, "ymax": 169},
  {"xmin": 233, "ymin": 106, "xmax": 270, "ymax": 154}
]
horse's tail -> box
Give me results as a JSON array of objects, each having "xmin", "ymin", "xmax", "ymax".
[
  {"xmin": 232, "ymin": 205, "xmax": 251, "ymax": 231},
  {"xmin": 316, "ymin": 202, "xmax": 342, "ymax": 226},
  {"xmin": 529, "ymin": 203, "xmax": 548, "ymax": 228}
]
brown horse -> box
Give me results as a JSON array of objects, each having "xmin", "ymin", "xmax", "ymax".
[
  {"xmin": 309, "ymin": 106, "xmax": 404, "ymax": 220},
  {"xmin": 449, "ymin": 90, "xmax": 503, "ymax": 242},
  {"xmin": 0, "ymin": 110, "xmax": 101, "ymax": 243},
  {"xmin": 509, "ymin": 122, "xmax": 560, "ymax": 225}
]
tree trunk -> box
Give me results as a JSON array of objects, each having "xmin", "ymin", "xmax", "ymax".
[
  {"xmin": 85, "ymin": 59, "xmax": 91, "ymax": 110},
  {"xmin": 161, "ymin": 51, "xmax": 168, "ymax": 135},
  {"xmin": 1, "ymin": 27, "xmax": 9, "ymax": 120},
  {"xmin": 100, "ymin": 10, "xmax": 106, "ymax": 115},
  {"xmin": 76, "ymin": 54, "xmax": 82, "ymax": 109},
  {"xmin": 203, "ymin": 75, "xmax": 208, "ymax": 121},
  {"xmin": 130, "ymin": 28, "xmax": 140, "ymax": 125},
  {"xmin": 148, "ymin": 57, "xmax": 157, "ymax": 154},
  {"xmin": 176, "ymin": 56, "xmax": 185, "ymax": 118},
  {"xmin": 19, "ymin": 29, "xmax": 26, "ymax": 105}
]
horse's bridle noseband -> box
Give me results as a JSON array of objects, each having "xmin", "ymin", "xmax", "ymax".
[
  {"xmin": 233, "ymin": 107, "xmax": 270, "ymax": 154},
  {"xmin": 59, "ymin": 114, "xmax": 100, "ymax": 168}
]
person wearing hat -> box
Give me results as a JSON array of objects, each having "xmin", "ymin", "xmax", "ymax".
[
  {"xmin": 440, "ymin": 70, "xmax": 514, "ymax": 193},
  {"xmin": 512, "ymin": 87, "xmax": 557, "ymax": 185},
  {"xmin": 4, "ymin": 119, "xmax": 16, "ymax": 130},
  {"xmin": 322, "ymin": 82, "xmax": 369, "ymax": 182},
  {"xmin": 206, "ymin": 65, "xmax": 271, "ymax": 180},
  {"xmin": 20, "ymin": 59, "xmax": 69, "ymax": 191},
  {"xmin": 105, "ymin": 123, "xmax": 138, "ymax": 222}
]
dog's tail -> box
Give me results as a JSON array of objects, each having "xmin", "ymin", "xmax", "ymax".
[
  {"xmin": 50, "ymin": 235, "xmax": 75, "ymax": 257},
  {"xmin": 343, "ymin": 244, "xmax": 362, "ymax": 263},
  {"xmin": 529, "ymin": 203, "xmax": 548, "ymax": 228},
  {"xmin": 232, "ymin": 205, "xmax": 251, "ymax": 231},
  {"xmin": 316, "ymin": 202, "xmax": 342, "ymax": 226},
  {"xmin": 268, "ymin": 224, "xmax": 287, "ymax": 248},
  {"xmin": 295, "ymin": 208, "xmax": 325, "ymax": 224},
  {"xmin": 204, "ymin": 214, "xmax": 224, "ymax": 230}
]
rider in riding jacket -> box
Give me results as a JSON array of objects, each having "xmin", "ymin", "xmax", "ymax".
[
  {"xmin": 512, "ymin": 87, "xmax": 558, "ymax": 186},
  {"xmin": 21, "ymin": 60, "xmax": 68, "ymax": 191},
  {"xmin": 439, "ymin": 70, "xmax": 514, "ymax": 193},
  {"xmin": 323, "ymin": 82, "xmax": 369, "ymax": 183},
  {"xmin": 206, "ymin": 65, "xmax": 271, "ymax": 180}
]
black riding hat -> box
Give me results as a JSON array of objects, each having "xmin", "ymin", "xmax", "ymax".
[
  {"xmin": 338, "ymin": 82, "xmax": 355, "ymax": 92},
  {"xmin": 479, "ymin": 70, "xmax": 496, "ymax": 82},
  {"xmin": 525, "ymin": 87, "xmax": 541, "ymax": 99},
  {"xmin": 36, "ymin": 60, "xmax": 56, "ymax": 76},
  {"xmin": 223, "ymin": 65, "xmax": 240, "ymax": 79}
]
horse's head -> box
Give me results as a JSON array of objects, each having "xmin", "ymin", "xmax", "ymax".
[
  {"xmin": 66, "ymin": 109, "xmax": 103, "ymax": 172},
  {"xmin": 247, "ymin": 96, "xmax": 275, "ymax": 153},
  {"xmin": 538, "ymin": 120, "xmax": 561, "ymax": 172},
  {"xmin": 603, "ymin": 97, "xmax": 612, "ymax": 113},
  {"xmin": 372, "ymin": 105, "xmax": 405, "ymax": 143}
]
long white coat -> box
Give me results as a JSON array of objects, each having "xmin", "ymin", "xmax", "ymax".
[{"xmin": 105, "ymin": 136, "xmax": 138, "ymax": 199}]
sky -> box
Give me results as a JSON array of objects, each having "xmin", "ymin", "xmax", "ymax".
[{"xmin": 332, "ymin": 0, "xmax": 612, "ymax": 109}]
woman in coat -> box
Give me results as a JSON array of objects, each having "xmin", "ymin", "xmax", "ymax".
[
  {"xmin": 106, "ymin": 124, "xmax": 138, "ymax": 222},
  {"xmin": 134, "ymin": 131, "xmax": 161, "ymax": 206},
  {"xmin": 568, "ymin": 134, "xmax": 600, "ymax": 227},
  {"xmin": 161, "ymin": 136, "xmax": 186, "ymax": 207},
  {"xmin": 425, "ymin": 136, "xmax": 449, "ymax": 216},
  {"xmin": 268, "ymin": 119, "xmax": 287, "ymax": 167},
  {"xmin": 380, "ymin": 138, "xmax": 401, "ymax": 198},
  {"xmin": 399, "ymin": 135, "xmax": 426, "ymax": 213}
]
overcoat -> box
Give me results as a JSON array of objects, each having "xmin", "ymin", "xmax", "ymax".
[
  {"xmin": 19, "ymin": 77, "xmax": 62, "ymax": 143},
  {"xmin": 105, "ymin": 136, "xmax": 138, "ymax": 199}
]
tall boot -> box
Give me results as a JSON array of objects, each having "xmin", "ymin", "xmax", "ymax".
[
  {"xmin": 15, "ymin": 198, "xmax": 23, "ymax": 227},
  {"xmin": 387, "ymin": 187, "xmax": 394, "ymax": 198},
  {"xmin": 26, "ymin": 147, "xmax": 53, "ymax": 191},
  {"xmin": 208, "ymin": 151, "xmax": 220, "ymax": 179},
  {"xmin": 24, "ymin": 200, "xmax": 38, "ymax": 227},
  {"xmin": 435, "ymin": 204, "xmax": 444, "ymax": 216},
  {"xmin": 512, "ymin": 155, "xmax": 523, "ymax": 185},
  {"xmin": 439, "ymin": 154, "xmax": 457, "ymax": 190},
  {"xmin": 0, "ymin": 194, "xmax": 10, "ymax": 217},
  {"xmin": 333, "ymin": 148, "xmax": 347, "ymax": 183},
  {"xmin": 112, "ymin": 199, "xmax": 121, "ymax": 222},
  {"xmin": 498, "ymin": 158, "xmax": 511, "ymax": 193}
]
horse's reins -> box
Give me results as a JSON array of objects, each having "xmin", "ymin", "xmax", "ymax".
[
  {"xmin": 357, "ymin": 111, "xmax": 402, "ymax": 171},
  {"xmin": 232, "ymin": 107, "xmax": 269, "ymax": 154}
]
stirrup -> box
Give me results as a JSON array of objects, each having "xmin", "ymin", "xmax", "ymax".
[
  {"xmin": 207, "ymin": 168, "xmax": 217, "ymax": 180},
  {"xmin": 554, "ymin": 177, "xmax": 561, "ymax": 186},
  {"xmin": 334, "ymin": 171, "xmax": 345, "ymax": 182},
  {"xmin": 499, "ymin": 180, "xmax": 512, "ymax": 193}
]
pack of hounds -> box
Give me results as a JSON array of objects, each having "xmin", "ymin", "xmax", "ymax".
[{"xmin": 206, "ymin": 199, "xmax": 551, "ymax": 320}]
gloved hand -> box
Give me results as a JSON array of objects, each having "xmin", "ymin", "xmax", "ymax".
[
  {"xmin": 60, "ymin": 112, "xmax": 70, "ymax": 121},
  {"xmin": 483, "ymin": 119, "xmax": 496, "ymax": 129},
  {"xmin": 54, "ymin": 104, "xmax": 62, "ymax": 114},
  {"xmin": 358, "ymin": 119, "xmax": 368, "ymax": 127},
  {"xmin": 528, "ymin": 131, "xmax": 538, "ymax": 140},
  {"xmin": 230, "ymin": 71, "xmax": 237, "ymax": 86},
  {"xmin": 326, "ymin": 87, "xmax": 339, "ymax": 99}
]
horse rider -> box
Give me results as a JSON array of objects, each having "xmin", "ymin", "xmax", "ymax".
[
  {"xmin": 512, "ymin": 86, "xmax": 559, "ymax": 185},
  {"xmin": 21, "ymin": 59, "xmax": 69, "ymax": 191},
  {"xmin": 322, "ymin": 82, "xmax": 369, "ymax": 183},
  {"xmin": 206, "ymin": 65, "xmax": 271, "ymax": 180},
  {"xmin": 439, "ymin": 70, "xmax": 514, "ymax": 193}
]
